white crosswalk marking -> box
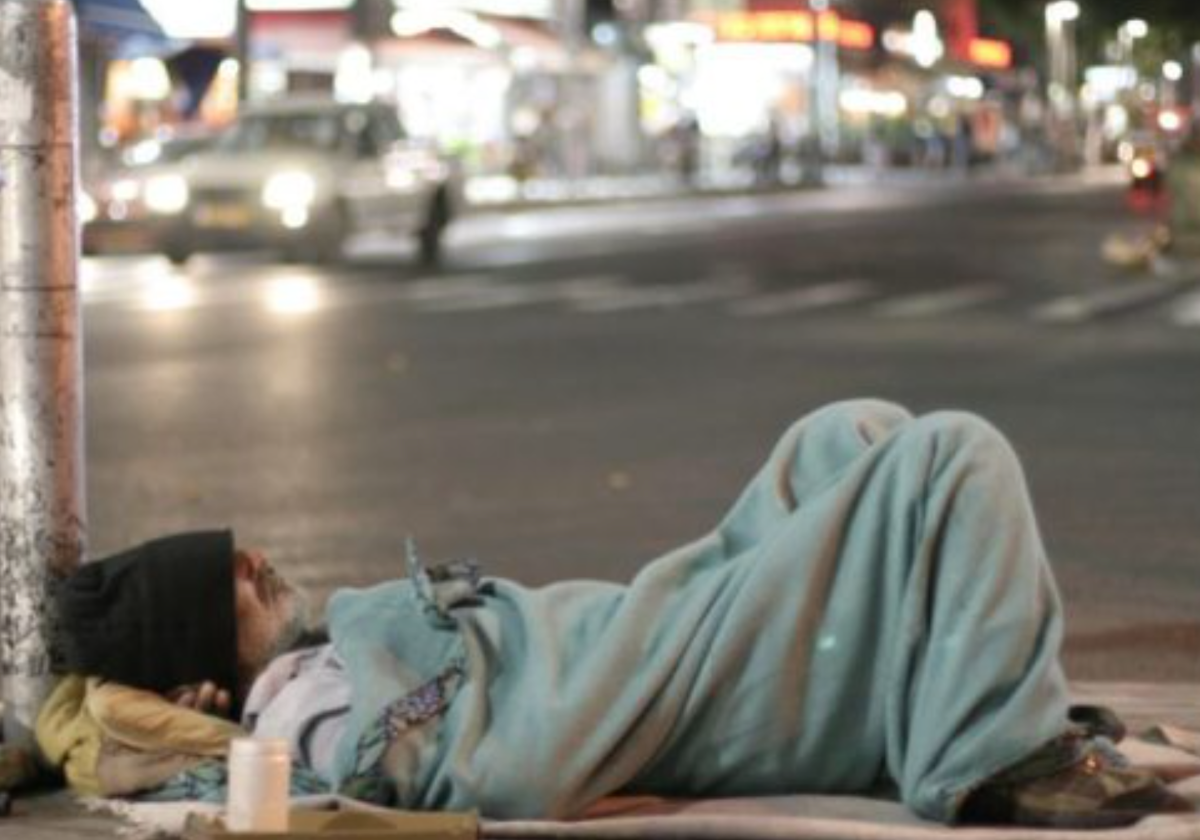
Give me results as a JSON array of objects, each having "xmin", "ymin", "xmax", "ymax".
[
  {"xmin": 729, "ymin": 279, "xmax": 875, "ymax": 318},
  {"xmin": 1031, "ymin": 278, "xmax": 1185, "ymax": 324},
  {"xmin": 412, "ymin": 274, "xmax": 629, "ymax": 313},
  {"xmin": 79, "ymin": 256, "xmax": 1200, "ymax": 331},
  {"xmin": 875, "ymin": 283, "xmax": 1006, "ymax": 318},
  {"xmin": 554, "ymin": 274, "xmax": 632, "ymax": 304},
  {"xmin": 397, "ymin": 275, "xmax": 496, "ymax": 304},
  {"xmin": 570, "ymin": 273, "xmax": 754, "ymax": 314},
  {"xmin": 1168, "ymin": 289, "xmax": 1200, "ymax": 326},
  {"xmin": 412, "ymin": 283, "xmax": 555, "ymax": 312}
]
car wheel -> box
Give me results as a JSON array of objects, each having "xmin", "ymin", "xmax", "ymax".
[
  {"xmin": 417, "ymin": 189, "xmax": 451, "ymax": 267},
  {"xmin": 164, "ymin": 244, "xmax": 192, "ymax": 266},
  {"xmin": 314, "ymin": 201, "xmax": 349, "ymax": 265}
]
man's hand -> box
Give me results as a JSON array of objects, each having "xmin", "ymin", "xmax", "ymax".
[{"xmin": 166, "ymin": 681, "xmax": 232, "ymax": 717}]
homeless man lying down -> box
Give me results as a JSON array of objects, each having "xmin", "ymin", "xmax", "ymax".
[{"xmin": 44, "ymin": 400, "xmax": 1194, "ymax": 828}]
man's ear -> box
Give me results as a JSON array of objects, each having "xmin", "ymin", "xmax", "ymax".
[
  {"xmin": 232, "ymin": 549, "xmax": 257, "ymax": 581},
  {"xmin": 233, "ymin": 548, "xmax": 270, "ymax": 582}
]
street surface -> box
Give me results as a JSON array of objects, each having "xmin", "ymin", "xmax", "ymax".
[{"xmin": 82, "ymin": 173, "xmax": 1200, "ymax": 681}]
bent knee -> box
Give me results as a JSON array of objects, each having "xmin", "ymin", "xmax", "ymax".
[
  {"xmin": 910, "ymin": 410, "xmax": 1018, "ymax": 467},
  {"xmin": 769, "ymin": 400, "xmax": 913, "ymax": 510},
  {"xmin": 783, "ymin": 399, "xmax": 912, "ymax": 448}
]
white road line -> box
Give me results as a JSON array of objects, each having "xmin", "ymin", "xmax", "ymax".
[
  {"xmin": 413, "ymin": 284, "xmax": 556, "ymax": 312},
  {"xmin": 1031, "ymin": 278, "xmax": 1185, "ymax": 324},
  {"xmin": 553, "ymin": 274, "xmax": 632, "ymax": 304},
  {"xmin": 397, "ymin": 275, "xmax": 497, "ymax": 303},
  {"xmin": 412, "ymin": 274, "xmax": 630, "ymax": 313},
  {"xmin": 730, "ymin": 279, "xmax": 876, "ymax": 318},
  {"xmin": 875, "ymin": 283, "xmax": 1006, "ymax": 319},
  {"xmin": 571, "ymin": 273, "xmax": 754, "ymax": 314},
  {"xmin": 1168, "ymin": 289, "xmax": 1200, "ymax": 326}
]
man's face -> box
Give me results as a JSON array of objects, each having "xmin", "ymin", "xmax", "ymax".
[{"xmin": 233, "ymin": 548, "xmax": 308, "ymax": 687}]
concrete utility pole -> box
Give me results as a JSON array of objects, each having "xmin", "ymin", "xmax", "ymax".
[
  {"xmin": 1044, "ymin": 2, "xmax": 1081, "ymax": 171},
  {"xmin": 801, "ymin": 0, "xmax": 840, "ymax": 184},
  {"xmin": 557, "ymin": 0, "xmax": 590, "ymax": 181},
  {"xmin": 1192, "ymin": 44, "xmax": 1200, "ymax": 121},
  {"xmin": 0, "ymin": 0, "xmax": 86, "ymax": 748},
  {"xmin": 236, "ymin": 0, "xmax": 252, "ymax": 105}
]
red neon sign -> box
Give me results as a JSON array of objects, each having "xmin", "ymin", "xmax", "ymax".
[
  {"xmin": 816, "ymin": 11, "xmax": 839, "ymax": 42},
  {"xmin": 838, "ymin": 20, "xmax": 875, "ymax": 51},
  {"xmin": 968, "ymin": 37, "xmax": 1012, "ymax": 69},
  {"xmin": 714, "ymin": 11, "xmax": 875, "ymax": 51}
]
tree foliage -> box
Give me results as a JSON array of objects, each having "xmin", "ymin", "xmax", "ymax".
[
  {"xmin": 975, "ymin": 0, "xmax": 1200, "ymax": 68},
  {"xmin": 849, "ymin": 1, "xmax": 1200, "ymax": 68}
]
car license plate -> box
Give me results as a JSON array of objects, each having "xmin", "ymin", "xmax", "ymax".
[{"xmin": 195, "ymin": 202, "xmax": 252, "ymax": 229}]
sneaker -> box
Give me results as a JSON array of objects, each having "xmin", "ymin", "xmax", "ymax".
[{"xmin": 961, "ymin": 735, "xmax": 1195, "ymax": 829}]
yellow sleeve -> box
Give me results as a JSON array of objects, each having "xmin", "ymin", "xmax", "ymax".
[
  {"xmin": 35, "ymin": 675, "xmax": 103, "ymax": 796},
  {"xmin": 85, "ymin": 680, "xmax": 245, "ymax": 758}
]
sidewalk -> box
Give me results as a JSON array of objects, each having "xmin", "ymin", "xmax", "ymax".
[
  {"xmin": 459, "ymin": 160, "xmax": 1076, "ymax": 215},
  {"xmin": 8, "ymin": 681, "xmax": 1199, "ymax": 839}
]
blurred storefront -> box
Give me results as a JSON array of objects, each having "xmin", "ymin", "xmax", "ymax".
[
  {"xmin": 640, "ymin": 2, "xmax": 877, "ymax": 180},
  {"xmin": 237, "ymin": 1, "xmax": 616, "ymax": 179},
  {"xmin": 869, "ymin": 9, "xmax": 1021, "ymax": 170},
  {"xmin": 85, "ymin": 0, "xmax": 1030, "ymax": 183},
  {"xmin": 72, "ymin": 0, "xmax": 167, "ymax": 172},
  {"xmin": 366, "ymin": 4, "xmax": 580, "ymax": 179},
  {"xmin": 636, "ymin": 1, "xmax": 1024, "ymax": 178}
]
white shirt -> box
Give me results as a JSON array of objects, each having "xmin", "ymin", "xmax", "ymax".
[{"xmin": 241, "ymin": 644, "xmax": 352, "ymax": 781}]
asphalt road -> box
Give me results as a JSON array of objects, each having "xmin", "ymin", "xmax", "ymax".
[{"xmin": 82, "ymin": 172, "xmax": 1200, "ymax": 681}]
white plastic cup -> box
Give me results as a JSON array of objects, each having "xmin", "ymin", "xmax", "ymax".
[{"xmin": 226, "ymin": 737, "xmax": 291, "ymax": 832}]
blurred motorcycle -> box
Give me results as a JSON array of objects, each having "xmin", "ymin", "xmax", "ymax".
[
  {"xmin": 1129, "ymin": 148, "xmax": 1163, "ymax": 196},
  {"xmin": 1122, "ymin": 138, "xmax": 1167, "ymax": 215}
]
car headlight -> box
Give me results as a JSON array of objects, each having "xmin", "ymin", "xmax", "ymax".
[
  {"xmin": 110, "ymin": 178, "xmax": 141, "ymax": 203},
  {"xmin": 262, "ymin": 171, "xmax": 317, "ymax": 211},
  {"xmin": 79, "ymin": 191, "xmax": 98, "ymax": 225},
  {"xmin": 144, "ymin": 174, "xmax": 190, "ymax": 214}
]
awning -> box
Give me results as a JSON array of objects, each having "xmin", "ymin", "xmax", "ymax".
[
  {"xmin": 377, "ymin": 15, "xmax": 575, "ymax": 71},
  {"xmin": 72, "ymin": 0, "xmax": 164, "ymax": 42}
]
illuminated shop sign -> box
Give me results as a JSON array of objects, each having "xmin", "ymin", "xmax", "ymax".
[
  {"xmin": 967, "ymin": 37, "xmax": 1013, "ymax": 69},
  {"xmin": 391, "ymin": 0, "xmax": 553, "ymax": 19},
  {"xmin": 713, "ymin": 11, "xmax": 875, "ymax": 51},
  {"xmin": 247, "ymin": 0, "xmax": 354, "ymax": 9}
]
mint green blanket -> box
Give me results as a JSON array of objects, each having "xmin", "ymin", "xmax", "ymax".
[{"xmin": 328, "ymin": 400, "xmax": 1071, "ymax": 824}]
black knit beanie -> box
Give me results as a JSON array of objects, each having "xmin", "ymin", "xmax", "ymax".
[{"xmin": 56, "ymin": 530, "xmax": 238, "ymax": 696}]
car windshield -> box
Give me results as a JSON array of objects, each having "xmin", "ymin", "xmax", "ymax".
[
  {"xmin": 159, "ymin": 136, "xmax": 214, "ymax": 162},
  {"xmin": 117, "ymin": 134, "xmax": 216, "ymax": 168},
  {"xmin": 218, "ymin": 113, "xmax": 344, "ymax": 153}
]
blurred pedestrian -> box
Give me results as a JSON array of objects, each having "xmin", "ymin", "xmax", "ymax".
[
  {"xmin": 754, "ymin": 114, "xmax": 785, "ymax": 186},
  {"xmin": 1165, "ymin": 123, "xmax": 1200, "ymax": 257},
  {"xmin": 667, "ymin": 113, "xmax": 701, "ymax": 186},
  {"xmin": 953, "ymin": 114, "xmax": 974, "ymax": 174}
]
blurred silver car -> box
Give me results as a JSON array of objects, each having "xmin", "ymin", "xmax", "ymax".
[
  {"xmin": 159, "ymin": 99, "xmax": 458, "ymax": 265},
  {"xmin": 81, "ymin": 132, "xmax": 216, "ymax": 256}
]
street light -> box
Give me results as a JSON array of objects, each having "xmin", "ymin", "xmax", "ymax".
[
  {"xmin": 1162, "ymin": 60, "xmax": 1184, "ymax": 111},
  {"xmin": 804, "ymin": 0, "xmax": 840, "ymax": 185},
  {"xmin": 911, "ymin": 9, "xmax": 944, "ymax": 69},
  {"xmin": 1045, "ymin": 1, "xmax": 1080, "ymax": 25},
  {"xmin": 1118, "ymin": 19, "xmax": 1148, "ymax": 68},
  {"xmin": 1044, "ymin": 1, "xmax": 1081, "ymax": 169},
  {"xmin": 1124, "ymin": 19, "xmax": 1149, "ymax": 40},
  {"xmin": 1044, "ymin": 2, "xmax": 1081, "ymax": 102}
]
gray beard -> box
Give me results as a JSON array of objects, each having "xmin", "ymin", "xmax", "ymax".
[{"xmin": 266, "ymin": 585, "xmax": 314, "ymax": 662}]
